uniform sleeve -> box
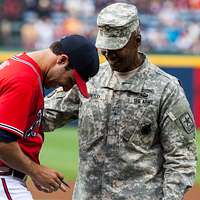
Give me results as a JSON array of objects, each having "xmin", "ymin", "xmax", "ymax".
[
  {"xmin": 43, "ymin": 86, "xmax": 80, "ymax": 132},
  {"xmin": 0, "ymin": 81, "xmax": 36, "ymax": 138},
  {"xmin": 159, "ymin": 82, "xmax": 197, "ymax": 200}
]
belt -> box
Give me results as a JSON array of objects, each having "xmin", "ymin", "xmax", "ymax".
[{"xmin": 0, "ymin": 169, "xmax": 27, "ymax": 181}]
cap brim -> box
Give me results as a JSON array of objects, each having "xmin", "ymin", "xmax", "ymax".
[
  {"xmin": 72, "ymin": 69, "xmax": 89, "ymax": 98},
  {"xmin": 95, "ymin": 31, "xmax": 130, "ymax": 50}
]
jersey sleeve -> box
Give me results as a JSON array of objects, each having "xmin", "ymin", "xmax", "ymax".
[{"xmin": 0, "ymin": 80, "xmax": 36, "ymax": 138}]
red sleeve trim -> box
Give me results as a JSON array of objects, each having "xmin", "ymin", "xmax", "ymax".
[{"xmin": 0, "ymin": 123, "xmax": 24, "ymax": 138}]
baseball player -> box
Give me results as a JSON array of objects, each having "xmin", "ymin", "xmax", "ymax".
[
  {"xmin": 44, "ymin": 3, "xmax": 196, "ymax": 200},
  {"xmin": 0, "ymin": 34, "xmax": 99, "ymax": 200}
]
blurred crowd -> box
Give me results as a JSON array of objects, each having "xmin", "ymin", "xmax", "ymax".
[{"xmin": 0, "ymin": 0, "xmax": 200, "ymax": 54}]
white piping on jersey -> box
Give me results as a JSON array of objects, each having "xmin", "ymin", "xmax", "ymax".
[
  {"xmin": 11, "ymin": 56, "xmax": 43, "ymax": 95},
  {"xmin": 0, "ymin": 123, "xmax": 24, "ymax": 137}
]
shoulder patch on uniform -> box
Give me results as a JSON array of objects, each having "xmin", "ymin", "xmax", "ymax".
[{"xmin": 179, "ymin": 112, "xmax": 195, "ymax": 134}]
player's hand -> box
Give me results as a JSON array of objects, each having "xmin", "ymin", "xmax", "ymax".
[
  {"xmin": 32, "ymin": 180, "xmax": 52, "ymax": 193},
  {"xmin": 29, "ymin": 164, "xmax": 68, "ymax": 193}
]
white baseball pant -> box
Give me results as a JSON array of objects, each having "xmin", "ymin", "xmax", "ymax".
[{"xmin": 0, "ymin": 176, "xmax": 33, "ymax": 200}]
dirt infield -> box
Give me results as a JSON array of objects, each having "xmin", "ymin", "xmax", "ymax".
[
  {"xmin": 27, "ymin": 180, "xmax": 200, "ymax": 200},
  {"xmin": 27, "ymin": 180, "xmax": 73, "ymax": 200}
]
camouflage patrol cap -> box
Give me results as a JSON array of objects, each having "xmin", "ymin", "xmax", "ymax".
[{"xmin": 95, "ymin": 3, "xmax": 139, "ymax": 50}]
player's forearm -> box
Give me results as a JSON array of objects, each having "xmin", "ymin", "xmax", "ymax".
[
  {"xmin": 0, "ymin": 141, "xmax": 68, "ymax": 192},
  {"xmin": 0, "ymin": 141, "xmax": 38, "ymax": 177}
]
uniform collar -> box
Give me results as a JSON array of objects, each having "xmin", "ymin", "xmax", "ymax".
[
  {"xmin": 14, "ymin": 52, "xmax": 43, "ymax": 82},
  {"xmin": 103, "ymin": 53, "xmax": 150, "ymax": 93}
]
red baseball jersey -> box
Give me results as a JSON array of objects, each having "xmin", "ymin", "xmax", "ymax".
[{"xmin": 0, "ymin": 52, "xmax": 44, "ymax": 167}]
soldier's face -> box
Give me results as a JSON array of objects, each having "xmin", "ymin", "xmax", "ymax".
[{"xmin": 101, "ymin": 33, "xmax": 139, "ymax": 72}]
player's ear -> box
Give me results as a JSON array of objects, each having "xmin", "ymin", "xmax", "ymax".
[{"xmin": 57, "ymin": 54, "xmax": 69, "ymax": 65}]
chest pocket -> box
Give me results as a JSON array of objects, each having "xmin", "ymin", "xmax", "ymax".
[
  {"xmin": 79, "ymin": 90, "xmax": 109, "ymax": 151},
  {"xmin": 120, "ymin": 95, "xmax": 158, "ymax": 150}
]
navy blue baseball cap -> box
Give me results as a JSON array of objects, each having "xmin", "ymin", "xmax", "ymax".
[{"xmin": 60, "ymin": 35, "xmax": 99, "ymax": 98}]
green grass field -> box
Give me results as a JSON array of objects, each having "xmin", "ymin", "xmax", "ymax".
[
  {"xmin": 40, "ymin": 126, "xmax": 200, "ymax": 183},
  {"xmin": 40, "ymin": 126, "xmax": 79, "ymax": 181}
]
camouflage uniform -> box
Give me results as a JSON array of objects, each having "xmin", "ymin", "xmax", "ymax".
[{"xmin": 44, "ymin": 3, "xmax": 196, "ymax": 200}]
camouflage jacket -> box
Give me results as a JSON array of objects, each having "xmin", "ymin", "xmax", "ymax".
[{"xmin": 44, "ymin": 55, "xmax": 196, "ymax": 200}]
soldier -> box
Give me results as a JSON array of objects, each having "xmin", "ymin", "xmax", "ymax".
[{"xmin": 44, "ymin": 3, "xmax": 197, "ymax": 200}]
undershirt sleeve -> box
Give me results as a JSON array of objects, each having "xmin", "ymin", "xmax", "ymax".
[{"xmin": 0, "ymin": 129, "xmax": 19, "ymax": 142}]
